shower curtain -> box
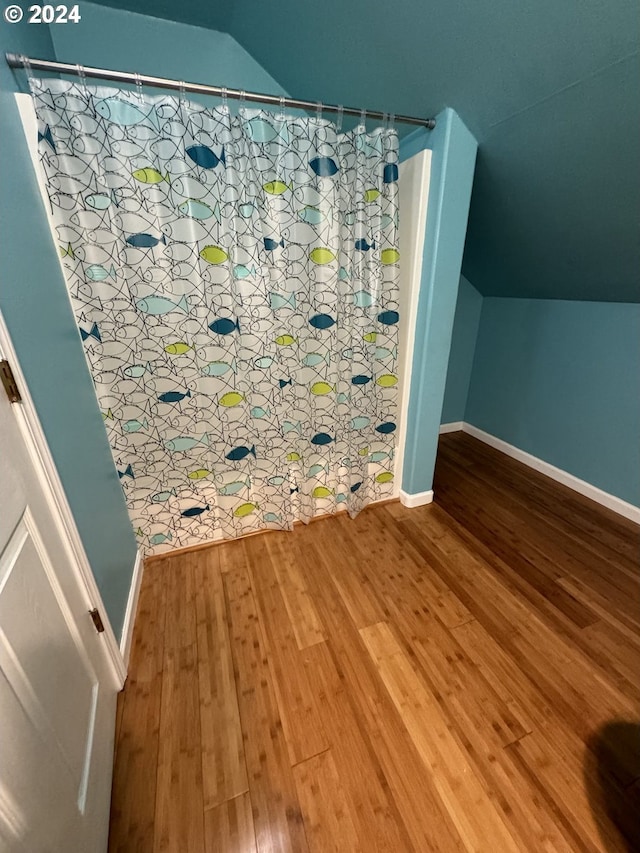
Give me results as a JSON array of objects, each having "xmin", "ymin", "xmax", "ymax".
[{"xmin": 30, "ymin": 79, "xmax": 401, "ymax": 554}]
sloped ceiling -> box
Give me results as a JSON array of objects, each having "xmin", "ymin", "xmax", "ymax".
[{"xmin": 89, "ymin": 0, "xmax": 639, "ymax": 301}]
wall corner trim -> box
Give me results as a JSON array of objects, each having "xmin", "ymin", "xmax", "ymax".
[
  {"xmin": 439, "ymin": 421, "xmax": 464, "ymax": 434},
  {"xmin": 399, "ymin": 489, "xmax": 434, "ymax": 508},
  {"xmin": 120, "ymin": 548, "xmax": 144, "ymax": 668},
  {"xmin": 443, "ymin": 422, "xmax": 640, "ymax": 524}
]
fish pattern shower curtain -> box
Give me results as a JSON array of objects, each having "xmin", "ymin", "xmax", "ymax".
[{"xmin": 30, "ymin": 79, "xmax": 401, "ymax": 554}]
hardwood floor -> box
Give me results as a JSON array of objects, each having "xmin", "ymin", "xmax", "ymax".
[{"xmin": 108, "ymin": 431, "xmax": 639, "ymax": 852}]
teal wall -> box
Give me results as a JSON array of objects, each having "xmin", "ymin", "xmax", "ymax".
[
  {"xmin": 51, "ymin": 2, "xmax": 286, "ymax": 101},
  {"xmin": 465, "ymin": 298, "xmax": 640, "ymax": 507},
  {"xmin": 0, "ymin": 18, "xmax": 137, "ymax": 639},
  {"xmin": 400, "ymin": 110, "xmax": 477, "ymax": 497},
  {"xmin": 440, "ymin": 276, "xmax": 482, "ymax": 424}
]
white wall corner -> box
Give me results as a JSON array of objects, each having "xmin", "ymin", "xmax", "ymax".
[
  {"xmin": 439, "ymin": 422, "xmax": 464, "ymax": 434},
  {"xmin": 399, "ymin": 489, "xmax": 434, "ymax": 508},
  {"xmin": 461, "ymin": 422, "xmax": 640, "ymax": 525},
  {"xmin": 120, "ymin": 548, "xmax": 144, "ymax": 668}
]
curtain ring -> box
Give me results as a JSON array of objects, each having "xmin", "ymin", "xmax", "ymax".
[
  {"xmin": 336, "ymin": 104, "xmax": 344, "ymax": 132},
  {"xmin": 279, "ymin": 94, "xmax": 286, "ymax": 120},
  {"xmin": 239, "ymin": 89, "xmax": 246, "ymax": 112},
  {"xmin": 178, "ymin": 79, "xmax": 186, "ymax": 107},
  {"xmin": 77, "ymin": 64, "xmax": 88, "ymax": 97},
  {"xmin": 221, "ymin": 85, "xmax": 228, "ymax": 112},
  {"xmin": 359, "ymin": 107, "xmax": 367, "ymax": 131},
  {"xmin": 316, "ymin": 101, "xmax": 323, "ymax": 121},
  {"xmin": 135, "ymin": 72, "xmax": 144, "ymax": 102},
  {"xmin": 389, "ymin": 113, "xmax": 395, "ymax": 130},
  {"xmin": 22, "ymin": 54, "xmax": 34, "ymax": 87}
]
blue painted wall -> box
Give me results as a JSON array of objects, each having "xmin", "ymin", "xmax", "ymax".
[
  {"xmin": 0, "ymin": 18, "xmax": 137, "ymax": 639},
  {"xmin": 465, "ymin": 298, "xmax": 640, "ymax": 506},
  {"xmin": 400, "ymin": 110, "xmax": 477, "ymax": 497},
  {"xmin": 440, "ymin": 276, "xmax": 482, "ymax": 424},
  {"xmin": 51, "ymin": 2, "xmax": 287, "ymax": 102}
]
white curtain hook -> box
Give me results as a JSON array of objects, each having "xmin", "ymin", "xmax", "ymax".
[
  {"xmin": 76, "ymin": 64, "xmax": 88, "ymax": 97},
  {"xmin": 336, "ymin": 104, "xmax": 344, "ymax": 132},
  {"xmin": 239, "ymin": 89, "xmax": 246, "ymax": 112},
  {"xmin": 22, "ymin": 54, "xmax": 33, "ymax": 85},
  {"xmin": 221, "ymin": 86, "xmax": 228, "ymax": 111},
  {"xmin": 279, "ymin": 94, "xmax": 286, "ymax": 120},
  {"xmin": 135, "ymin": 72, "xmax": 143, "ymax": 102},
  {"xmin": 178, "ymin": 80, "xmax": 186, "ymax": 106},
  {"xmin": 389, "ymin": 113, "xmax": 395, "ymax": 130},
  {"xmin": 316, "ymin": 101, "xmax": 323, "ymax": 121},
  {"xmin": 359, "ymin": 107, "xmax": 367, "ymax": 131}
]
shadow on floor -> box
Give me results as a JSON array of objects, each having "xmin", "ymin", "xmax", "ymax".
[{"xmin": 584, "ymin": 720, "xmax": 640, "ymax": 851}]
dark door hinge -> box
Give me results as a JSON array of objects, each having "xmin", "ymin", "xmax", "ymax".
[
  {"xmin": 89, "ymin": 608, "xmax": 105, "ymax": 633},
  {"xmin": 1, "ymin": 360, "xmax": 21, "ymax": 403}
]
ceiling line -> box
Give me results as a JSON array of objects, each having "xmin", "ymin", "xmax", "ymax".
[{"xmin": 485, "ymin": 48, "xmax": 640, "ymax": 133}]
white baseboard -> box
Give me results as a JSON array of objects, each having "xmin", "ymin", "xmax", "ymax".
[
  {"xmin": 439, "ymin": 421, "xmax": 464, "ymax": 434},
  {"xmin": 399, "ymin": 489, "xmax": 434, "ymax": 508},
  {"xmin": 452, "ymin": 422, "xmax": 640, "ymax": 524},
  {"xmin": 120, "ymin": 549, "xmax": 143, "ymax": 667}
]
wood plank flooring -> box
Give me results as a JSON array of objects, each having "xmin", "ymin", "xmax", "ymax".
[{"xmin": 108, "ymin": 431, "xmax": 640, "ymax": 852}]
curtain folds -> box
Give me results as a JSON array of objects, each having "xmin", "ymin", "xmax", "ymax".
[{"xmin": 31, "ymin": 79, "xmax": 401, "ymax": 554}]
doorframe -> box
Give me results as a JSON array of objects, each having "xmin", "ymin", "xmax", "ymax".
[{"xmin": 0, "ymin": 310, "xmax": 126, "ymax": 689}]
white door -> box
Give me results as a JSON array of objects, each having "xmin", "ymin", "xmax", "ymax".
[{"xmin": 0, "ymin": 330, "xmax": 119, "ymax": 851}]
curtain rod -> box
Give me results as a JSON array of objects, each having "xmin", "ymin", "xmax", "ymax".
[{"xmin": 5, "ymin": 52, "xmax": 436, "ymax": 130}]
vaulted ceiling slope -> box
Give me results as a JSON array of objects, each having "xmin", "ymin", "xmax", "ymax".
[{"xmin": 92, "ymin": 0, "xmax": 639, "ymax": 302}]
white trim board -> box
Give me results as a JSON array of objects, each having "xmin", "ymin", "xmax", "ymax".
[
  {"xmin": 439, "ymin": 422, "xmax": 640, "ymax": 524},
  {"xmin": 0, "ymin": 311, "xmax": 128, "ymax": 688},
  {"xmin": 120, "ymin": 548, "xmax": 143, "ymax": 667},
  {"xmin": 399, "ymin": 489, "xmax": 434, "ymax": 508}
]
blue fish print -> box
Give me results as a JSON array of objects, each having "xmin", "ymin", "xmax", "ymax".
[
  {"xmin": 209, "ymin": 317, "xmax": 240, "ymax": 335},
  {"xmin": 311, "ymin": 432, "xmax": 333, "ymax": 446},
  {"xmin": 309, "ymin": 156, "xmax": 339, "ymax": 177},
  {"xmin": 351, "ymin": 416, "xmax": 371, "ymax": 429},
  {"xmin": 309, "ymin": 314, "xmax": 336, "ymax": 330},
  {"xmin": 279, "ymin": 378, "xmax": 292, "ymax": 388},
  {"xmin": 264, "ymin": 512, "xmax": 282, "ymax": 523},
  {"xmin": 234, "ymin": 264, "xmax": 257, "ymax": 279},
  {"xmin": 302, "ymin": 352, "xmax": 330, "ymax": 367},
  {"xmin": 270, "ymin": 292, "xmax": 297, "ymax": 310},
  {"xmin": 158, "ymin": 389, "xmax": 191, "ymax": 403},
  {"xmin": 86, "ymin": 264, "xmax": 116, "ymax": 282},
  {"xmin": 375, "ymin": 421, "xmax": 397, "ymax": 434},
  {"xmin": 80, "ymin": 321, "xmax": 101, "ymax": 342},
  {"xmin": 226, "ymin": 444, "xmax": 256, "ymax": 461},
  {"xmin": 383, "ymin": 163, "xmax": 399, "ymax": 184},
  {"xmin": 186, "ymin": 144, "xmax": 226, "ymax": 169},
  {"xmin": 181, "ymin": 504, "xmax": 210, "ymax": 517},
  {"xmin": 299, "ymin": 206, "xmax": 324, "ymax": 225},
  {"xmin": 283, "ymin": 421, "xmax": 301, "ymax": 434},
  {"xmin": 136, "ymin": 294, "xmax": 189, "ymax": 315},
  {"xmin": 351, "ymin": 375, "xmax": 372, "ymax": 385},
  {"xmin": 377, "ymin": 310, "xmax": 399, "ymax": 326},
  {"xmin": 165, "ymin": 434, "xmax": 209, "ymax": 451},
  {"xmin": 264, "ymin": 237, "xmax": 285, "ymax": 251},
  {"xmin": 95, "ymin": 97, "xmax": 159, "ymax": 129},
  {"xmin": 150, "ymin": 532, "xmax": 172, "ymax": 545},
  {"xmin": 118, "ymin": 464, "xmax": 134, "ymax": 479},
  {"xmin": 38, "ymin": 125, "xmax": 56, "ymax": 152},
  {"xmin": 251, "ymin": 406, "xmax": 270, "ymax": 418},
  {"xmin": 246, "ymin": 117, "xmax": 289, "ymax": 144},
  {"xmin": 126, "ymin": 232, "xmax": 166, "ymax": 248},
  {"xmin": 350, "ymin": 482, "xmax": 362, "ymax": 492},
  {"xmin": 151, "ymin": 488, "xmax": 177, "ymax": 502},
  {"xmin": 355, "ymin": 238, "xmax": 376, "ymax": 252}
]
